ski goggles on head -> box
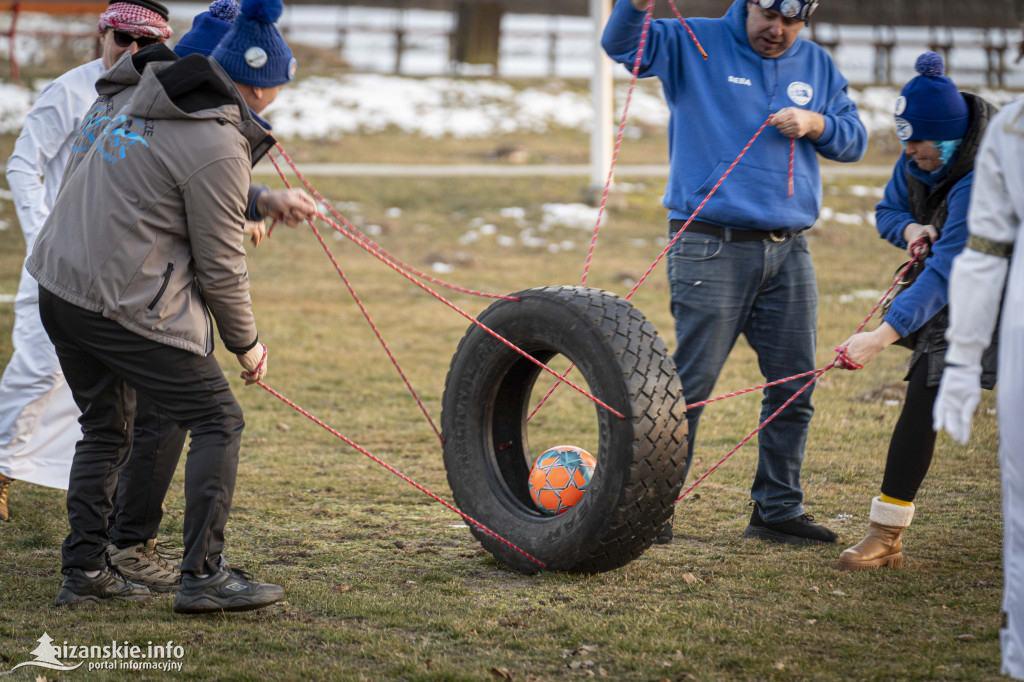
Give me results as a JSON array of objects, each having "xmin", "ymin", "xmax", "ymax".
[{"xmin": 754, "ymin": 0, "xmax": 820, "ymax": 22}]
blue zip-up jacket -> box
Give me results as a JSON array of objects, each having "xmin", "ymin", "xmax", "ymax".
[
  {"xmin": 875, "ymin": 156, "xmax": 972, "ymax": 337},
  {"xmin": 601, "ymin": 0, "xmax": 866, "ymax": 230}
]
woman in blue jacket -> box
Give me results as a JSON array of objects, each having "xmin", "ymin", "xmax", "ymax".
[{"xmin": 837, "ymin": 53, "xmax": 997, "ymax": 570}]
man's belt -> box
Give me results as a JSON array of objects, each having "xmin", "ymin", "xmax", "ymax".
[{"xmin": 669, "ymin": 220, "xmax": 796, "ymax": 243}]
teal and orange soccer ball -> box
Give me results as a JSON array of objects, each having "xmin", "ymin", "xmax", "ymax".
[{"xmin": 528, "ymin": 445, "xmax": 597, "ymax": 515}]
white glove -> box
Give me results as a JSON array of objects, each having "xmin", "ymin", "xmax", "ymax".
[
  {"xmin": 237, "ymin": 342, "xmax": 268, "ymax": 386},
  {"xmin": 933, "ymin": 364, "xmax": 982, "ymax": 445}
]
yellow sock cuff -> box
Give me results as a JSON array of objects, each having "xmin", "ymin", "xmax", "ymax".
[{"xmin": 880, "ymin": 494, "xmax": 913, "ymax": 507}]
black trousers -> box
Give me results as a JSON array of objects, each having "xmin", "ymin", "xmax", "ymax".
[
  {"xmin": 880, "ymin": 356, "xmax": 939, "ymax": 503},
  {"xmin": 108, "ymin": 392, "xmax": 186, "ymax": 548},
  {"xmin": 39, "ymin": 288, "xmax": 243, "ymax": 575}
]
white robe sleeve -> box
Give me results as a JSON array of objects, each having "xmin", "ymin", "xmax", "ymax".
[
  {"xmin": 945, "ymin": 100, "xmax": 1020, "ymax": 367},
  {"xmin": 6, "ymin": 80, "xmax": 76, "ymax": 252},
  {"xmin": 5, "ymin": 60, "xmax": 103, "ymax": 254}
]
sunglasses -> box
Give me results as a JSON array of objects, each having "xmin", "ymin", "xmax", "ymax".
[{"xmin": 111, "ymin": 30, "xmax": 162, "ymax": 49}]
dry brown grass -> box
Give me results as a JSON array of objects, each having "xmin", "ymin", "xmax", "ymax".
[{"xmin": 0, "ymin": 124, "xmax": 1005, "ymax": 680}]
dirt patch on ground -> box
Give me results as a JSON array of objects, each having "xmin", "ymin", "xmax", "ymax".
[{"xmin": 854, "ymin": 381, "xmax": 906, "ymax": 404}]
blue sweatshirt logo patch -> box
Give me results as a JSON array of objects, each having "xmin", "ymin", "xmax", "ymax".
[{"xmin": 787, "ymin": 81, "xmax": 813, "ymax": 106}]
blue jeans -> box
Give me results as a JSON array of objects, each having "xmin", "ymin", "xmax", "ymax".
[{"xmin": 667, "ymin": 228, "xmax": 817, "ymax": 523}]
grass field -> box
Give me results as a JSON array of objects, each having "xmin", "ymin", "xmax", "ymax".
[{"xmin": 0, "ymin": 119, "xmax": 1005, "ymax": 681}]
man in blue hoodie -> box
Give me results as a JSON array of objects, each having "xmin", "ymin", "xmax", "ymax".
[{"xmin": 603, "ymin": 0, "xmax": 866, "ymax": 545}]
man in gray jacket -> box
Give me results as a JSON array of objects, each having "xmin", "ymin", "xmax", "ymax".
[
  {"xmin": 28, "ymin": 0, "xmax": 315, "ymax": 613},
  {"xmin": 60, "ymin": 42, "xmax": 187, "ymax": 595},
  {"xmin": 61, "ymin": 5, "xmax": 289, "ymax": 594}
]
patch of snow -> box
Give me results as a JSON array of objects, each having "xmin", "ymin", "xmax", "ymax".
[
  {"xmin": 834, "ymin": 212, "xmax": 864, "ymax": 225},
  {"xmin": 539, "ymin": 203, "xmax": 600, "ymax": 231}
]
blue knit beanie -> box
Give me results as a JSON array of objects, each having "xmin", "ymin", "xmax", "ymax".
[
  {"xmin": 893, "ymin": 52, "xmax": 968, "ymax": 141},
  {"xmin": 174, "ymin": 0, "xmax": 239, "ymax": 58},
  {"xmin": 211, "ymin": 0, "xmax": 296, "ymax": 88}
]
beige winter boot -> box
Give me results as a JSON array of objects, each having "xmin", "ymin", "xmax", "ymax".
[
  {"xmin": 837, "ymin": 496, "xmax": 915, "ymax": 571},
  {"xmin": 0, "ymin": 473, "xmax": 12, "ymax": 522}
]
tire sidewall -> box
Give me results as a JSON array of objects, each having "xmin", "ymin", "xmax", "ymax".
[{"xmin": 442, "ymin": 287, "xmax": 641, "ymax": 572}]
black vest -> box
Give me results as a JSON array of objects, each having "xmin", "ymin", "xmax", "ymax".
[{"xmin": 902, "ymin": 92, "xmax": 1000, "ymax": 388}]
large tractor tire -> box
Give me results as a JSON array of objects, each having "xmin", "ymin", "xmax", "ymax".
[{"xmin": 441, "ymin": 286, "xmax": 688, "ymax": 573}]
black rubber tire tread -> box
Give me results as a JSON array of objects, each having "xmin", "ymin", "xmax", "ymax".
[{"xmin": 441, "ymin": 286, "xmax": 688, "ymax": 574}]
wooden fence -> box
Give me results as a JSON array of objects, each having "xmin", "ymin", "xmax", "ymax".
[
  {"xmin": 2, "ymin": 1, "xmax": 1020, "ymax": 86},
  {"xmin": 286, "ymin": 0, "xmax": 1024, "ymax": 29},
  {"xmin": 0, "ymin": 1, "xmax": 104, "ymax": 81}
]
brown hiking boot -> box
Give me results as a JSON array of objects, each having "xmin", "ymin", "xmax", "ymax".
[
  {"xmin": 107, "ymin": 539, "xmax": 181, "ymax": 592},
  {"xmin": 55, "ymin": 566, "xmax": 152, "ymax": 606},
  {"xmin": 837, "ymin": 497, "xmax": 914, "ymax": 571},
  {"xmin": 0, "ymin": 473, "xmax": 12, "ymax": 522}
]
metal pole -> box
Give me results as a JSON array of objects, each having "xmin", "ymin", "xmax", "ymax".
[
  {"xmin": 10, "ymin": 2, "xmax": 21, "ymax": 84},
  {"xmin": 590, "ymin": 0, "xmax": 613, "ymax": 192},
  {"xmin": 394, "ymin": 3, "xmax": 406, "ymax": 75}
]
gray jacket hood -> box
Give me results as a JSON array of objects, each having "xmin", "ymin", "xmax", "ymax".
[
  {"xmin": 96, "ymin": 43, "xmax": 179, "ymax": 97},
  {"xmin": 60, "ymin": 45, "xmax": 180, "ymax": 191},
  {"xmin": 129, "ymin": 54, "xmax": 275, "ymax": 165}
]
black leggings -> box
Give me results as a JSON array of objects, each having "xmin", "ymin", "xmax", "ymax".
[{"xmin": 880, "ymin": 357, "xmax": 938, "ymax": 503}]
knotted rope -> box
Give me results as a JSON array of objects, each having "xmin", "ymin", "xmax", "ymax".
[
  {"xmin": 580, "ymin": 0, "xmax": 706, "ymax": 289},
  {"xmin": 676, "ymin": 238, "xmax": 931, "ymax": 499}
]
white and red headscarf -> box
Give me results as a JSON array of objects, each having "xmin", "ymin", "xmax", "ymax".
[{"xmin": 98, "ymin": 2, "xmax": 173, "ymax": 40}]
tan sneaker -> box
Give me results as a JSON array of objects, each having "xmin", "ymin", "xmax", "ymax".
[
  {"xmin": 107, "ymin": 539, "xmax": 181, "ymax": 592},
  {"xmin": 0, "ymin": 473, "xmax": 12, "ymax": 522}
]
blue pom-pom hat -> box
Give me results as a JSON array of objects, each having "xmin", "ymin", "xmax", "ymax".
[
  {"xmin": 173, "ymin": 0, "xmax": 240, "ymax": 58},
  {"xmin": 893, "ymin": 51, "xmax": 968, "ymax": 142},
  {"xmin": 211, "ymin": 0, "xmax": 296, "ymax": 88}
]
